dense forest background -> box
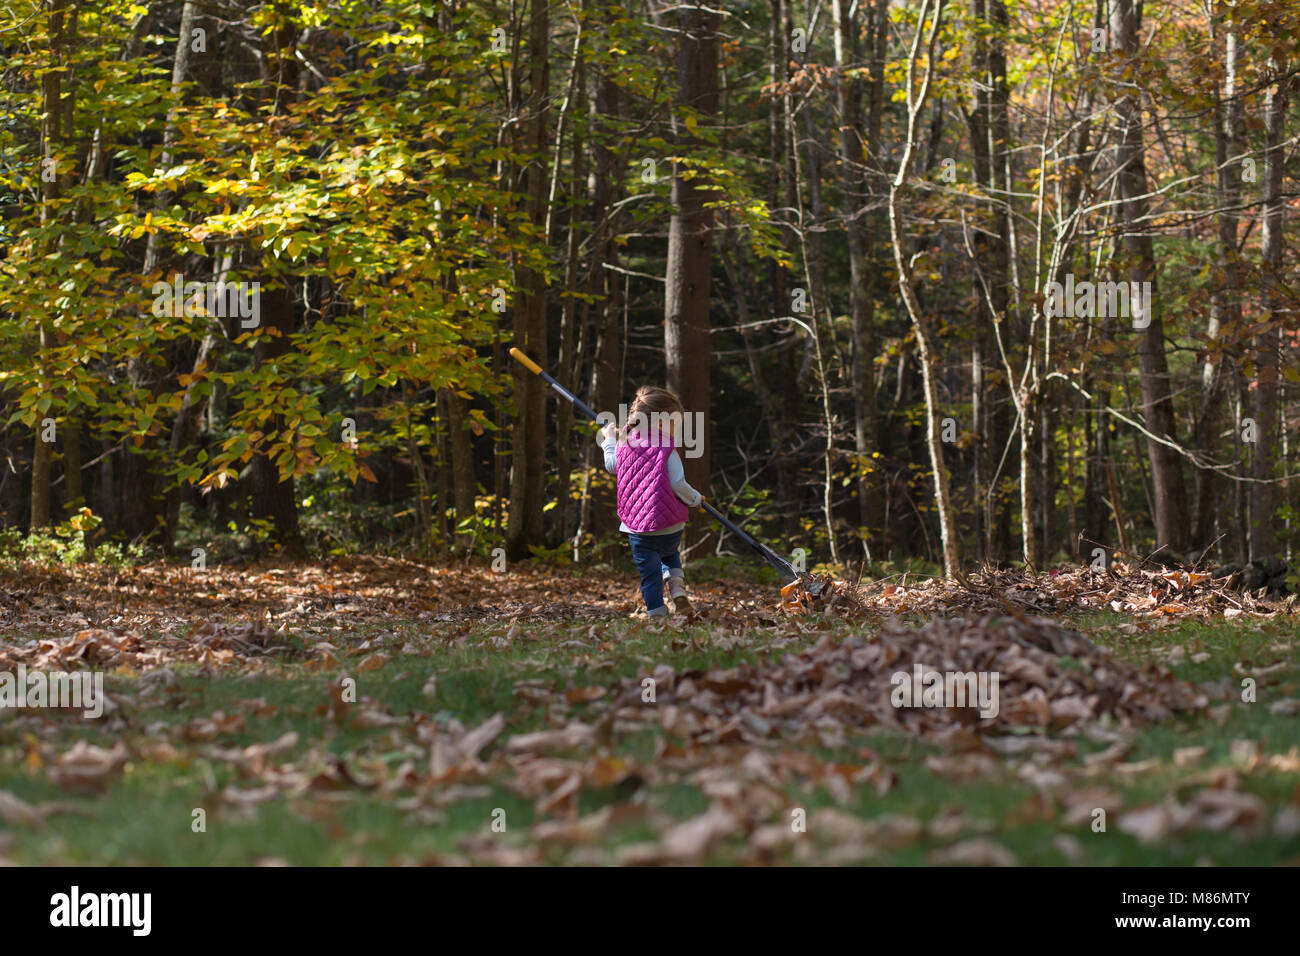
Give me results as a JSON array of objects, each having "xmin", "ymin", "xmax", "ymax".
[{"xmin": 1, "ymin": 0, "xmax": 1297, "ymax": 578}]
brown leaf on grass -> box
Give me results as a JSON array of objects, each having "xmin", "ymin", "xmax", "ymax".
[
  {"xmin": 1083, "ymin": 739, "xmax": 1133, "ymax": 767},
  {"xmin": 1062, "ymin": 788, "xmax": 1124, "ymax": 826},
  {"xmin": 925, "ymin": 753, "xmax": 1002, "ymax": 781},
  {"xmin": 586, "ymin": 754, "xmax": 634, "ymax": 789},
  {"xmin": 423, "ymin": 714, "xmax": 506, "ymax": 779},
  {"xmin": 928, "ymin": 807, "xmax": 996, "ymax": 839},
  {"xmin": 458, "ymin": 713, "xmax": 506, "ymax": 761},
  {"xmin": 750, "ymin": 822, "xmax": 801, "ymax": 852},
  {"xmin": 505, "ymin": 722, "xmax": 595, "ymax": 755},
  {"xmin": 352, "ymin": 707, "xmax": 406, "ymax": 729},
  {"xmin": 308, "ymin": 755, "xmax": 378, "ymax": 792},
  {"xmin": 1189, "ymin": 788, "xmax": 1267, "ymax": 833},
  {"xmin": 0, "ymin": 790, "xmax": 42, "ymax": 826},
  {"xmin": 1273, "ymin": 806, "xmax": 1300, "ymax": 838},
  {"xmin": 357, "ymin": 652, "xmax": 388, "ymax": 673},
  {"xmin": 1007, "ymin": 791, "xmax": 1058, "ymax": 824},
  {"xmin": 536, "ymin": 772, "xmax": 583, "ymax": 816},
  {"xmin": 1003, "ymin": 656, "xmax": 1051, "ymax": 689},
  {"xmin": 1049, "ymin": 695, "xmax": 1094, "ymax": 727},
  {"xmin": 1016, "ymin": 762, "xmax": 1067, "ymax": 790},
  {"xmin": 313, "ymin": 642, "xmax": 341, "ymax": 663},
  {"xmin": 864, "ymin": 814, "xmax": 925, "ymax": 850},
  {"xmin": 51, "ymin": 740, "xmax": 128, "ymax": 793},
  {"xmin": 183, "ymin": 710, "xmax": 246, "ymax": 742},
  {"xmin": 983, "ymin": 736, "xmax": 1075, "ymax": 757},
  {"xmin": 659, "ymin": 804, "xmax": 739, "ymax": 861},
  {"xmin": 1230, "ymin": 739, "xmax": 1259, "ymax": 767},
  {"xmin": 809, "ymin": 808, "xmax": 870, "ymax": 844},
  {"xmin": 209, "ymin": 731, "xmax": 300, "ymax": 777},
  {"xmin": 325, "ymin": 680, "xmax": 353, "ymax": 725},
  {"xmin": 1173, "ymin": 746, "xmax": 1207, "ymax": 767},
  {"xmin": 530, "ymin": 806, "xmax": 613, "ymax": 845},
  {"xmin": 1113, "ymin": 757, "xmax": 1162, "ymax": 777},
  {"xmin": 1002, "ymin": 687, "xmax": 1052, "ymax": 728},
  {"xmin": 1264, "ymin": 748, "xmax": 1300, "ymax": 773},
  {"xmin": 929, "ymin": 838, "xmax": 1018, "ymax": 866},
  {"xmin": 222, "ymin": 784, "xmax": 280, "ymax": 807},
  {"xmin": 1118, "ymin": 801, "xmax": 1198, "ymax": 842},
  {"xmin": 455, "ymin": 835, "xmax": 540, "ymax": 867},
  {"xmin": 193, "ymin": 620, "xmax": 285, "ymax": 654},
  {"xmin": 1052, "ymin": 834, "xmax": 1085, "ymax": 863}
]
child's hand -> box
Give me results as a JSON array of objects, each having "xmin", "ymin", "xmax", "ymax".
[
  {"xmin": 601, "ymin": 423, "xmax": 618, "ymax": 441},
  {"xmin": 696, "ymin": 494, "xmax": 706, "ymax": 509}
]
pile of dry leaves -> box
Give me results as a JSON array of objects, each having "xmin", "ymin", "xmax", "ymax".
[
  {"xmin": 850, "ymin": 564, "xmax": 1285, "ymax": 621},
  {"xmin": 605, "ymin": 614, "xmax": 1209, "ymax": 747}
]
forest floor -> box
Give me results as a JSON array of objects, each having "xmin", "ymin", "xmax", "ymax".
[{"xmin": 1, "ymin": 555, "xmax": 1298, "ymax": 865}]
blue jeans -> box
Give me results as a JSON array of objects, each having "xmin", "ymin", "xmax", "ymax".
[{"xmin": 628, "ymin": 531, "xmax": 683, "ymax": 612}]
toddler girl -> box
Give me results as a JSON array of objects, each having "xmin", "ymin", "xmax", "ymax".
[{"xmin": 598, "ymin": 386, "xmax": 704, "ymax": 618}]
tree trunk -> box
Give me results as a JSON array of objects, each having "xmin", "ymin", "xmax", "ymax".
[
  {"xmin": 770, "ymin": 0, "xmax": 801, "ymax": 537},
  {"xmin": 31, "ymin": 0, "xmax": 69, "ymax": 531},
  {"xmin": 434, "ymin": 389, "xmax": 450, "ymax": 547},
  {"xmin": 966, "ymin": 0, "xmax": 990, "ymax": 563},
  {"xmin": 447, "ymin": 390, "xmax": 477, "ymax": 550},
  {"xmin": 1085, "ymin": 362, "xmax": 1112, "ymax": 552},
  {"xmin": 554, "ymin": 24, "xmax": 587, "ymax": 544},
  {"xmin": 142, "ymin": 0, "xmax": 197, "ymax": 277},
  {"xmin": 583, "ymin": 28, "xmax": 623, "ymax": 555},
  {"xmin": 1250, "ymin": 59, "xmax": 1290, "ymax": 559},
  {"xmin": 789, "ymin": 10, "xmax": 839, "ymax": 565},
  {"xmin": 665, "ymin": 3, "xmax": 719, "ymax": 518},
  {"xmin": 964, "ymin": 0, "xmax": 1014, "ymax": 564},
  {"xmin": 246, "ymin": 8, "xmax": 305, "ymax": 559},
  {"xmin": 1018, "ymin": 385, "xmax": 1038, "ymax": 568},
  {"xmin": 506, "ymin": 0, "xmax": 551, "ymax": 559},
  {"xmin": 61, "ymin": 419, "xmax": 82, "ymax": 512},
  {"xmin": 1111, "ymin": 0, "xmax": 1190, "ymax": 553},
  {"xmin": 250, "ymin": 286, "xmax": 306, "ymax": 558},
  {"xmin": 833, "ymin": 0, "xmax": 883, "ymax": 551},
  {"xmin": 1194, "ymin": 20, "xmax": 1243, "ymax": 554},
  {"xmin": 888, "ymin": 0, "xmax": 959, "ymax": 578},
  {"xmin": 987, "ymin": 0, "xmax": 1016, "ymax": 565},
  {"xmin": 165, "ymin": 250, "xmax": 230, "ymax": 550},
  {"xmin": 114, "ymin": 2, "xmax": 195, "ymax": 548},
  {"xmin": 1039, "ymin": 391, "xmax": 1057, "ymax": 559}
]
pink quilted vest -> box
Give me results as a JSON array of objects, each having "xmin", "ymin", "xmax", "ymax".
[{"xmin": 616, "ymin": 433, "xmax": 689, "ymax": 533}]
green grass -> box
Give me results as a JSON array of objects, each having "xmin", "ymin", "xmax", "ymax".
[{"xmin": 2, "ymin": 610, "xmax": 1298, "ymax": 865}]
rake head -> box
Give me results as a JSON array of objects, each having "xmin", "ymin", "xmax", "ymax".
[{"xmin": 778, "ymin": 571, "xmax": 840, "ymax": 613}]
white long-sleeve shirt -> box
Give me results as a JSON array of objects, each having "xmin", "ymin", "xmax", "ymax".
[{"xmin": 600, "ymin": 433, "xmax": 702, "ymax": 534}]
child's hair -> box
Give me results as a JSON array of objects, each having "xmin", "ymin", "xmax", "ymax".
[
  {"xmin": 626, "ymin": 385, "xmax": 685, "ymax": 446},
  {"xmin": 629, "ymin": 385, "xmax": 684, "ymax": 421}
]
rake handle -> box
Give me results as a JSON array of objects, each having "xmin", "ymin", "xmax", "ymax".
[
  {"xmin": 510, "ymin": 347, "xmax": 601, "ymax": 424},
  {"xmin": 702, "ymin": 500, "xmax": 758, "ymax": 551}
]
